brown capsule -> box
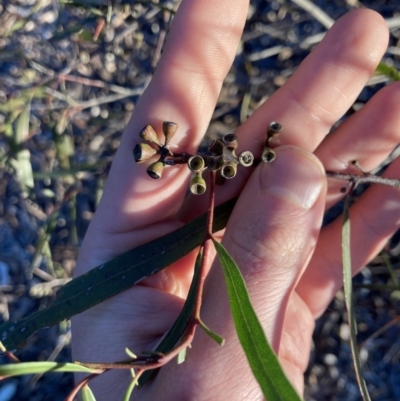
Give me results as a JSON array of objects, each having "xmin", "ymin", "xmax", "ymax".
[
  {"xmin": 139, "ymin": 125, "xmax": 162, "ymax": 146},
  {"xmin": 188, "ymin": 155, "xmax": 205, "ymax": 172},
  {"xmin": 222, "ymin": 133, "xmax": 238, "ymax": 151},
  {"xmin": 206, "ymin": 155, "xmax": 223, "ymax": 171},
  {"xmin": 162, "ymin": 121, "xmax": 178, "ymax": 145},
  {"xmin": 133, "ymin": 143, "xmax": 157, "ymax": 163},
  {"xmin": 267, "ymin": 121, "xmax": 282, "ymax": 135},
  {"xmin": 238, "ymin": 151, "xmax": 254, "ymax": 167},
  {"xmin": 266, "ymin": 121, "xmax": 282, "ymax": 145},
  {"xmin": 190, "ymin": 173, "xmax": 207, "ymax": 195},
  {"xmin": 262, "ymin": 147, "xmax": 276, "ymax": 163},
  {"xmin": 146, "ymin": 160, "xmax": 164, "ymax": 179},
  {"xmin": 208, "ymin": 139, "xmax": 224, "ymax": 155},
  {"xmin": 221, "ymin": 162, "xmax": 237, "ymax": 179}
]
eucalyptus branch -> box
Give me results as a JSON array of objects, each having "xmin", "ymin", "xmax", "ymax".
[
  {"xmin": 65, "ymin": 373, "xmax": 102, "ymax": 401},
  {"xmin": 74, "ymin": 171, "xmax": 220, "ymax": 392},
  {"xmin": 326, "ymin": 170, "xmax": 400, "ymax": 189}
]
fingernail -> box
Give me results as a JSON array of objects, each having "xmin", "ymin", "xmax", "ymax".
[{"xmin": 261, "ymin": 146, "xmax": 325, "ymax": 210}]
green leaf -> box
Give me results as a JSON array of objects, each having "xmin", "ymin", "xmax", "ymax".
[
  {"xmin": 139, "ymin": 248, "xmax": 205, "ymax": 386},
  {"xmin": 0, "ymin": 361, "xmax": 100, "ymax": 377},
  {"xmin": 375, "ymin": 62, "xmax": 400, "ymax": 81},
  {"xmin": 81, "ymin": 384, "xmax": 97, "ymax": 401},
  {"xmin": 0, "ymin": 198, "xmax": 236, "ymax": 351},
  {"xmin": 342, "ymin": 197, "xmax": 371, "ymax": 401},
  {"xmin": 198, "ymin": 319, "xmax": 225, "ymax": 346},
  {"xmin": 212, "ymin": 238, "xmax": 303, "ymax": 401},
  {"xmin": 123, "ymin": 375, "xmax": 139, "ymax": 401},
  {"xmin": 177, "ymin": 348, "xmax": 187, "ymax": 364}
]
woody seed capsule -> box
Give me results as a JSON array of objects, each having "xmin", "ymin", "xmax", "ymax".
[
  {"xmin": 262, "ymin": 147, "xmax": 276, "ymax": 163},
  {"xmin": 222, "ymin": 133, "xmax": 239, "ymax": 151},
  {"xmin": 221, "ymin": 162, "xmax": 237, "ymax": 179},
  {"xmin": 190, "ymin": 173, "xmax": 207, "ymax": 195},
  {"xmin": 268, "ymin": 121, "xmax": 282, "ymax": 135},
  {"xmin": 133, "ymin": 143, "xmax": 158, "ymax": 163},
  {"xmin": 146, "ymin": 161, "xmax": 164, "ymax": 179},
  {"xmin": 162, "ymin": 121, "xmax": 178, "ymax": 145},
  {"xmin": 140, "ymin": 125, "xmax": 162, "ymax": 146},
  {"xmin": 208, "ymin": 139, "xmax": 224, "ymax": 155},
  {"xmin": 188, "ymin": 155, "xmax": 205, "ymax": 172},
  {"xmin": 206, "ymin": 155, "xmax": 223, "ymax": 171},
  {"xmin": 238, "ymin": 151, "xmax": 254, "ymax": 167}
]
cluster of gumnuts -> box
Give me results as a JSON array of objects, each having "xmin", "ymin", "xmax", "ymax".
[{"xmin": 133, "ymin": 121, "xmax": 282, "ymax": 195}]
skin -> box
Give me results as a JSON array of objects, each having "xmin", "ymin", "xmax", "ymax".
[{"xmin": 72, "ymin": 2, "xmax": 400, "ymax": 400}]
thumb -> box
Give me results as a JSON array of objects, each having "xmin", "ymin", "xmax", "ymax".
[
  {"xmin": 206, "ymin": 145, "xmax": 326, "ymax": 348},
  {"xmin": 147, "ymin": 146, "xmax": 327, "ymax": 400},
  {"xmin": 197, "ymin": 146, "xmax": 325, "ymax": 392}
]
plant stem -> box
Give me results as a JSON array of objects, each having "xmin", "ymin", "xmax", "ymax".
[
  {"xmin": 193, "ymin": 170, "xmax": 216, "ymax": 319},
  {"xmin": 75, "ymin": 171, "xmax": 219, "ymax": 390},
  {"xmin": 65, "ymin": 373, "xmax": 101, "ymax": 401},
  {"xmin": 326, "ymin": 170, "xmax": 400, "ymax": 188}
]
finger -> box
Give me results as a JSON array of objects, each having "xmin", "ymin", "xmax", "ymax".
[
  {"xmin": 315, "ymin": 82, "xmax": 400, "ymax": 208},
  {"xmin": 237, "ymin": 9, "xmax": 388, "ymax": 152},
  {"xmin": 278, "ymin": 292, "xmax": 315, "ymax": 395},
  {"xmin": 97, "ymin": 0, "xmax": 248, "ymax": 229},
  {"xmin": 297, "ymin": 156, "xmax": 400, "ymax": 318},
  {"xmin": 181, "ymin": 9, "xmax": 388, "ymax": 218},
  {"xmin": 146, "ymin": 147, "xmax": 326, "ymax": 399},
  {"xmin": 76, "ymin": 0, "xmax": 249, "ymax": 271}
]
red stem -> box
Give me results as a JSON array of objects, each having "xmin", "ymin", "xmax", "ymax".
[
  {"xmin": 64, "ymin": 373, "xmax": 101, "ymax": 401},
  {"xmin": 75, "ymin": 171, "xmax": 218, "ymax": 386},
  {"xmin": 193, "ymin": 170, "xmax": 216, "ymax": 320}
]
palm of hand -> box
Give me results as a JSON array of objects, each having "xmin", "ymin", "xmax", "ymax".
[{"xmin": 72, "ymin": 4, "xmax": 399, "ymax": 401}]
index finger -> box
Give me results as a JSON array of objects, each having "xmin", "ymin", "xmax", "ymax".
[{"xmin": 96, "ymin": 0, "xmax": 249, "ymax": 233}]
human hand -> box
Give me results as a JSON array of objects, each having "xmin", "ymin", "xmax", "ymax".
[{"xmin": 72, "ymin": 3, "xmax": 398, "ymax": 400}]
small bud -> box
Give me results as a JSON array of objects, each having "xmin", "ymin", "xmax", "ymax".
[
  {"xmin": 222, "ymin": 133, "xmax": 238, "ymax": 151},
  {"xmin": 188, "ymin": 155, "xmax": 205, "ymax": 172},
  {"xmin": 133, "ymin": 143, "xmax": 157, "ymax": 163},
  {"xmin": 206, "ymin": 155, "xmax": 223, "ymax": 171},
  {"xmin": 162, "ymin": 121, "xmax": 178, "ymax": 145},
  {"xmin": 262, "ymin": 147, "xmax": 276, "ymax": 163},
  {"xmin": 146, "ymin": 161, "xmax": 164, "ymax": 179},
  {"xmin": 221, "ymin": 162, "xmax": 237, "ymax": 179},
  {"xmin": 190, "ymin": 174, "xmax": 207, "ymax": 195},
  {"xmin": 238, "ymin": 151, "xmax": 254, "ymax": 167},
  {"xmin": 139, "ymin": 125, "xmax": 162, "ymax": 146}
]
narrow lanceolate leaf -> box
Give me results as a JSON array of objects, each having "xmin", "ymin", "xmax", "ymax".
[
  {"xmin": 139, "ymin": 248, "xmax": 205, "ymax": 386},
  {"xmin": 81, "ymin": 384, "xmax": 97, "ymax": 401},
  {"xmin": 198, "ymin": 319, "xmax": 225, "ymax": 346},
  {"xmin": 0, "ymin": 198, "xmax": 236, "ymax": 352},
  {"xmin": 342, "ymin": 197, "xmax": 371, "ymax": 401},
  {"xmin": 375, "ymin": 62, "xmax": 400, "ymax": 81},
  {"xmin": 123, "ymin": 376, "xmax": 139, "ymax": 401},
  {"xmin": 212, "ymin": 238, "xmax": 303, "ymax": 401},
  {"xmin": 177, "ymin": 348, "xmax": 187, "ymax": 364},
  {"xmin": 0, "ymin": 361, "xmax": 101, "ymax": 377}
]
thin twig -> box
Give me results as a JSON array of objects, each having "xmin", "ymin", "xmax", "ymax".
[
  {"xmin": 59, "ymin": 74, "xmax": 140, "ymax": 95},
  {"xmin": 64, "ymin": 373, "xmax": 102, "ymax": 401},
  {"xmin": 360, "ymin": 316, "xmax": 400, "ymax": 349},
  {"xmin": 326, "ymin": 171, "xmax": 400, "ymax": 189},
  {"xmin": 75, "ymin": 171, "xmax": 219, "ymax": 391},
  {"xmin": 193, "ymin": 170, "xmax": 216, "ymax": 319},
  {"xmin": 290, "ymin": 0, "xmax": 334, "ymax": 29}
]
